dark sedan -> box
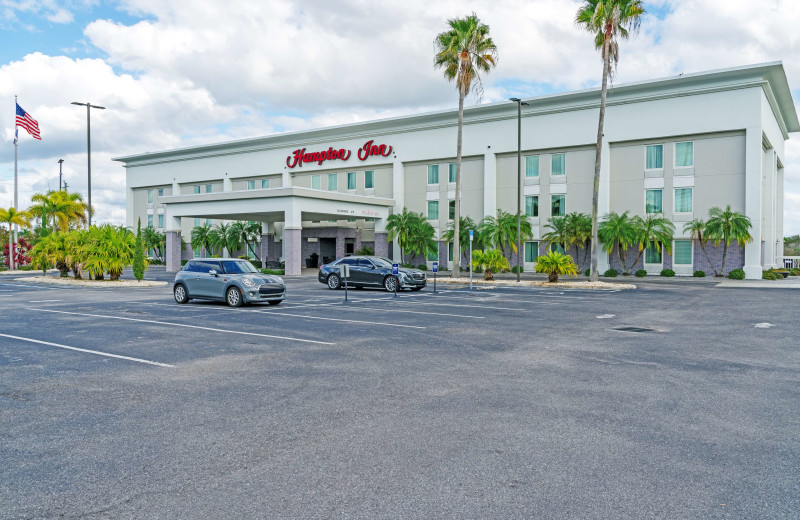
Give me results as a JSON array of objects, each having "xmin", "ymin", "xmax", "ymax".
[{"xmin": 318, "ymin": 256, "xmax": 426, "ymax": 292}]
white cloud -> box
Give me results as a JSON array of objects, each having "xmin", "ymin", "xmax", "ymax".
[{"xmin": 1, "ymin": 0, "xmax": 799, "ymax": 233}]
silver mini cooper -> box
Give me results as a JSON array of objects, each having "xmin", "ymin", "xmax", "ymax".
[{"xmin": 173, "ymin": 258, "xmax": 285, "ymax": 307}]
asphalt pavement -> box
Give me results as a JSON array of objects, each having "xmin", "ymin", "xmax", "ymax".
[{"xmin": 1, "ymin": 270, "xmax": 798, "ymax": 519}]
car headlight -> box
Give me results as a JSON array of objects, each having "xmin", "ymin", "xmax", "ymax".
[{"xmin": 242, "ymin": 277, "xmax": 256, "ymax": 287}]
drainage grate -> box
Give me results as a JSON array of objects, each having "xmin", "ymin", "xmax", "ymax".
[{"xmin": 613, "ymin": 326, "xmax": 658, "ymax": 333}]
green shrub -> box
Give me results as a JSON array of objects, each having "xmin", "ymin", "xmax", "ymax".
[
  {"xmin": 693, "ymin": 270, "xmax": 706, "ymax": 277},
  {"xmin": 17, "ymin": 265, "xmax": 35, "ymax": 271},
  {"xmin": 355, "ymin": 246, "xmax": 374, "ymax": 256},
  {"xmin": 660, "ymin": 269, "xmax": 675, "ymax": 277},
  {"xmin": 181, "ymin": 259, "xmax": 189, "ymax": 266},
  {"xmin": 635, "ymin": 269, "xmax": 647, "ymax": 277},
  {"xmin": 727, "ymin": 268, "xmax": 745, "ymax": 280},
  {"xmin": 603, "ymin": 268, "xmax": 618, "ymax": 277},
  {"xmin": 417, "ymin": 264, "xmax": 428, "ymax": 270},
  {"xmin": 133, "ymin": 218, "xmax": 145, "ymax": 281},
  {"xmin": 762, "ymin": 270, "xmax": 782, "ymax": 280},
  {"xmin": 511, "ymin": 265, "xmax": 524, "ymax": 274},
  {"xmin": 533, "ymin": 251, "xmax": 578, "ymax": 283},
  {"xmin": 790, "ymin": 268, "xmax": 800, "ymax": 276},
  {"xmin": 260, "ymin": 268, "xmax": 285, "ymax": 276},
  {"xmin": 584, "ymin": 268, "xmax": 590, "ymax": 277}
]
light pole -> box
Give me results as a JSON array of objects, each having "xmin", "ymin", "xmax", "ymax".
[
  {"xmin": 58, "ymin": 159, "xmax": 64, "ymax": 191},
  {"xmin": 71, "ymin": 101, "xmax": 105, "ymax": 226},
  {"xmin": 510, "ymin": 98, "xmax": 529, "ymax": 282}
]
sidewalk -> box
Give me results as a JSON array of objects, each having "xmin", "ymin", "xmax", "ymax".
[{"xmin": 715, "ymin": 277, "xmax": 800, "ymax": 288}]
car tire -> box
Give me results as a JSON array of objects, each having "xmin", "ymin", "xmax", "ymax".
[
  {"xmin": 384, "ymin": 275, "xmax": 398, "ymax": 292},
  {"xmin": 267, "ymin": 300, "xmax": 282, "ymax": 306},
  {"xmin": 327, "ymin": 274, "xmax": 341, "ymax": 290},
  {"xmin": 226, "ymin": 286, "xmax": 243, "ymax": 307},
  {"xmin": 174, "ymin": 284, "xmax": 189, "ymax": 304}
]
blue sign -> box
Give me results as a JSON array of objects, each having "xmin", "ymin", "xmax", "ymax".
[
  {"xmin": 392, "ymin": 263, "xmax": 399, "ymax": 275},
  {"xmin": 432, "ymin": 261, "xmax": 438, "ymax": 273},
  {"xmin": 469, "ymin": 229, "xmax": 474, "ymax": 240}
]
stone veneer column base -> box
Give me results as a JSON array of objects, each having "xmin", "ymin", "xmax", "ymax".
[
  {"xmin": 260, "ymin": 233, "xmax": 269, "ymax": 268},
  {"xmin": 374, "ymin": 233, "xmax": 389, "ymax": 258},
  {"xmin": 284, "ymin": 228, "xmax": 302, "ymax": 276},
  {"xmin": 166, "ymin": 231, "xmax": 182, "ymax": 273}
]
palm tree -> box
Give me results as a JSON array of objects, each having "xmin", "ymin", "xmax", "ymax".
[
  {"xmin": 535, "ymin": 250, "xmax": 579, "ymax": 283},
  {"xmin": 0, "ymin": 207, "xmax": 32, "ymax": 269},
  {"xmin": 405, "ymin": 220, "xmax": 438, "ymax": 263},
  {"xmin": 629, "ymin": 214, "xmax": 675, "ymax": 269},
  {"xmin": 434, "ymin": 13, "xmax": 498, "ymax": 277},
  {"xmin": 683, "ymin": 218, "xmax": 717, "ymax": 276},
  {"xmin": 542, "ymin": 216, "xmax": 570, "ymax": 256},
  {"xmin": 209, "ymin": 222, "xmax": 233, "ymax": 256},
  {"xmin": 566, "ymin": 212, "xmax": 593, "ymax": 270},
  {"xmin": 80, "ymin": 225, "xmax": 135, "ymax": 280},
  {"xmin": 29, "ymin": 191, "xmax": 89, "ymax": 233},
  {"xmin": 598, "ymin": 211, "xmax": 636, "ymax": 274},
  {"xmin": 478, "ymin": 210, "xmax": 532, "ymax": 258},
  {"xmin": 229, "ymin": 221, "xmax": 262, "ymax": 260},
  {"xmin": 386, "ymin": 208, "xmax": 423, "ymax": 264},
  {"xmin": 143, "ymin": 226, "xmax": 166, "ymax": 261},
  {"xmin": 575, "ymin": 0, "xmax": 645, "ymax": 281},
  {"xmin": 191, "ymin": 222, "xmax": 213, "ymax": 256},
  {"xmin": 471, "ymin": 248, "xmax": 510, "ymax": 281},
  {"xmin": 441, "ymin": 215, "xmax": 477, "ymax": 268},
  {"xmin": 705, "ymin": 205, "xmax": 753, "ymax": 275}
]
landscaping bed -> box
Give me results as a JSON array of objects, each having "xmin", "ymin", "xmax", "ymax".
[
  {"xmin": 434, "ymin": 277, "xmax": 635, "ymax": 290},
  {"xmin": 15, "ymin": 276, "xmax": 168, "ymax": 287}
]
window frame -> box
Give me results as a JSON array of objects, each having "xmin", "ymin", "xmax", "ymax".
[
  {"xmin": 674, "ymin": 187, "xmax": 693, "ymax": 213},
  {"xmin": 644, "ymin": 144, "xmax": 664, "ymax": 171},
  {"xmin": 524, "ymin": 241, "xmax": 539, "ymax": 263},
  {"xmin": 645, "ymin": 241, "xmax": 663, "ymax": 264},
  {"xmin": 525, "ymin": 195, "xmax": 539, "ymax": 217},
  {"xmin": 327, "ymin": 173, "xmax": 338, "ymax": 191},
  {"xmin": 673, "ymin": 239, "xmax": 693, "ymax": 265},
  {"xmin": 205, "ymin": 184, "xmax": 213, "ymax": 194},
  {"xmin": 147, "ymin": 214, "xmax": 153, "ymax": 227},
  {"xmin": 645, "ymin": 189, "xmax": 663, "ymax": 214},
  {"xmin": 551, "ymin": 153, "xmax": 566, "ymax": 176},
  {"xmin": 193, "ymin": 185, "xmax": 201, "ymax": 195},
  {"xmin": 347, "ymin": 171, "xmax": 357, "ymax": 190},
  {"xmin": 427, "ymin": 200, "xmax": 439, "ymax": 221},
  {"xmin": 157, "ymin": 214, "xmax": 164, "ymax": 229},
  {"xmin": 448, "ymin": 163, "xmax": 456, "ymax": 183},
  {"xmin": 364, "ymin": 170, "xmax": 374, "ymax": 189},
  {"xmin": 261, "ymin": 179, "xmax": 270, "ymax": 189},
  {"xmin": 246, "ymin": 180, "xmax": 256, "ymax": 190},
  {"xmin": 427, "ymin": 165, "xmax": 439, "ymax": 185},
  {"xmin": 674, "ymin": 141, "xmax": 694, "ymax": 168},
  {"xmin": 157, "ymin": 188, "xmax": 164, "ymax": 197},
  {"xmin": 551, "ymin": 194, "xmax": 565, "ymax": 217},
  {"xmin": 311, "ymin": 175, "xmax": 321, "ymax": 190},
  {"xmin": 525, "ymin": 155, "xmax": 539, "ymax": 178},
  {"xmin": 147, "ymin": 189, "xmax": 153, "ymax": 203}
]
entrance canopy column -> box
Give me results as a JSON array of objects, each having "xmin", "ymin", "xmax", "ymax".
[
  {"xmin": 165, "ymin": 216, "xmax": 182, "ymax": 273},
  {"xmin": 284, "ymin": 206, "xmax": 302, "ymax": 277}
]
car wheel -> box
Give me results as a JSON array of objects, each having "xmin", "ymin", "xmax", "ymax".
[
  {"xmin": 327, "ymin": 273, "xmax": 341, "ymax": 290},
  {"xmin": 384, "ymin": 275, "xmax": 398, "ymax": 292},
  {"xmin": 226, "ymin": 286, "xmax": 243, "ymax": 307},
  {"xmin": 174, "ymin": 284, "xmax": 189, "ymax": 304},
  {"xmin": 267, "ymin": 300, "xmax": 282, "ymax": 306}
]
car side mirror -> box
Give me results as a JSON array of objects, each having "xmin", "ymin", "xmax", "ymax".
[{"xmin": 209, "ymin": 269, "xmax": 218, "ymax": 277}]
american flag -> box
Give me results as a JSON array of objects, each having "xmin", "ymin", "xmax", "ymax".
[{"xmin": 16, "ymin": 103, "xmax": 41, "ymax": 140}]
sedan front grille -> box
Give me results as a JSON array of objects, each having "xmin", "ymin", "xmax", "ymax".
[
  {"xmin": 412, "ymin": 273, "xmax": 426, "ymax": 280},
  {"xmin": 258, "ymin": 285, "xmax": 284, "ymax": 295}
]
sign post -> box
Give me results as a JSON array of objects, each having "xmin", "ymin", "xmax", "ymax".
[
  {"xmin": 392, "ymin": 263, "xmax": 399, "ymax": 298},
  {"xmin": 432, "ymin": 261, "xmax": 438, "ymax": 293},
  {"xmin": 469, "ymin": 229, "xmax": 474, "ymax": 290},
  {"xmin": 340, "ymin": 264, "xmax": 350, "ymax": 302}
]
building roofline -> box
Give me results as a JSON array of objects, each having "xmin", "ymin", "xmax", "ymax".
[{"xmin": 114, "ymin": 62, "xmax": 799, "ymax": 164}]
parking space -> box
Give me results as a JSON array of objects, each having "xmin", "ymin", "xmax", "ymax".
[{"xmin": 1, "ymin": 276, "xmax": 799, "ymax": 518}]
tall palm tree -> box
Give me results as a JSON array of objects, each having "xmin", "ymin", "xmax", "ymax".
[
  {"xmin": 29, "ymin": 191, "xmax": 88, "ymax": 233},
  {"xmin": 386, "ymin": 208, "xmax": 423, "ymax": 264},
  {"xmin": 629, "ymin": 214, "xmax": 675, "ymax": 269},
  {"xmin": 598, "ymin": 211, "xmax": 636, "ymax": 274},
  {"xmin": 228, "ymin": 221, "xmax": 262, "ymax": 260},
  {"xmin": 434, "ymin": 13, "xmax": 498, "ymax": 277},
  {"xmin": 684, "ymin": 218, "xmax": 717, "ymax": 276},
  {"xmin": 0, "ymin": 207, "xmax": 32, "ymax": 269},
  {"xmin": 441, "ymin": 215, "xmax": 477, "ymax": 268},
  {"xmin": 208, "ymin": 222, "xmax": 233, "ymax": 256},
  {"xmin": 143, "ymin": 226, "xmax": 166, "ymax": 261},
  {"xmin": 191, "ymin": 222, "xmax": 213, "ymax": 256},
  {"xmin": 405, "ymin": 220, "xmax": 439, "ymax": 263},
  {"xmin": 576, "ymin": 0, "xmax": 645, "ymax": 281},
  {"xmin": 705, "ymin": 205, "xmax": 753, "ymax": 275},
  {"xmin": 566, "ymin": 212, "xmax": 593, "ymax": 270},
  {"xmin": 542, "ymin": 216, "xmax": 570, "ymax": 256},
  {"xmin": 478, "ymin": 210, "xmax": 532, "ymax": 258}
]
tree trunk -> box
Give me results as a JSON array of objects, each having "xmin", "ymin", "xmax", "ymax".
[
  {"xmin": 247, "ymin": 242, "xmax": 260, "ymax": 262},
  {"xmin": 549, "ymin": 272, "xmax": 558, "ymax": 283},
  {"xmin": 484, "ymin": 268, "xmax": 492, "ymax": 281},
  {"xmin": 721, "ymin": 240, "xmax": 729, "ymax": 275},
  {"xmin": 589, "ymin": 38, "xmax": 611, "ymax": 282},
  {"xmin": 7, "ymin": 228, "xmax": 12, "ymax": 270},
  {"xmin": 617, "ymin": 243, "xmax": 626, "ymax": 274},
  {"xmin": 451, "ymin": 91, "xmax": 465, "ymax": 277}
]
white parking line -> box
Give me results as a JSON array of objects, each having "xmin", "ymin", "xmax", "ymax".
[
  {"xmin": 335, "ymin": 305, "xmax": 485, "ymax": 319},
  {"xmin": 387, "ymin": 300, "xmax": 530, "ymax": 312},
  {"xmin": 0, "ymin": 333, "xmax": 174, "ymax": 368},
  {"xmin": 29, "ymin": 308, "xmax": 335, "ymax": 345},
  {"xmin": 29, "ymin": 300, "xmax": 62, "ymax": 303}
]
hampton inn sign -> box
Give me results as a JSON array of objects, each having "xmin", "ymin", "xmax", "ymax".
[{"xmin": 286, "ymin": 139, "xmax": 394, "ymax": 168}]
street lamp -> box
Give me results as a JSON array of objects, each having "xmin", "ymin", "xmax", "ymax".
[
  {"xmin": 71, "ymin": 101, "xmax": 105, "ymax": 226},
  {"xmin": 58, "ymin": 159, "xmax": 64, "ymax": 191},
  {"xmin": 510, "ymin": 97, "xmax": 529, "ymax": 282}
]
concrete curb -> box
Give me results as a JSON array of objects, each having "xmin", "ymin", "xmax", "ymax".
[{"xmin": 14, "ymin": 277, "xmax": 169, "ymax": 288}]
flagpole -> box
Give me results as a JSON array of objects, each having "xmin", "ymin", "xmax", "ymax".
[{"xmin": 13, "ymin": 95, "xmax": 18, "ymax": 270}]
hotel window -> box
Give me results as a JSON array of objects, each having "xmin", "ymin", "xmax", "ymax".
[
  {"xmin": 645, "ymin": 189, "xmax": 663, "ymax": 214},
  {"xmin": 365, "ymin": 170, "xmax": 374, "ymax": 189},
  {"xmin": 427, "ymin": 165, "xmax": 439, "ymax": 184},
  {"xmin": 193, "ymin": 185, "xmax": 201, "ymax": 195},
  {"xmin": 551, "ymin": 153, "xmax": 566, "ymax": 176},
  {"xmin": 147, "ymin": 189, "xmax": 153, "ymax": 203},
  {"xmin": 675, "ymin": 142, "xmax": 694, "ymax": 167},
  {"xmin": 261, "ymin": 179, "xmax": 270, "ymax": 189},
  {"xmin": 194, "ymin": 218, "xmax": 202, "ymax": 227},
  {"xmin": 347, "ymin": 172, "xmax": 356, "ymax": 190},
  {"xmin": 525, "ymin": 195, "xmax": 538, "ymax": 217},
  {"xmin": 206, "ymin": 218, "xmax": 212, "ymax": 226},
  {"xmin": 448, "ymin": 163, "xmax": 456, "ymax": 183},
  {"xmin": 158, "ymin": 214, "xmax": 164, "ymax": 228},
  {"xmin": 205, "ymin": 184, "xmax": 213, "ymax": 193},
  {"xmin": 194, "ymin": 246, "xmax": 202, "ymax": 257},
  {"xmin": 449, "ymin": 200, "xmax": 456, "ymax": 220},
  {"xmin": 524, "ymin": 241, "xmax": 539, "ymax": 263},
  {"xmin": 448, "ymin": 242, "xmax": 454, "ymax": 262},
  {"xmin": 674, "ymin": 240, "xmax": 692, "ymax": 265},
  {"xmin": 675, "ymin": 188, "xmax": 693, "ymax": 213},
  {"xmin": 157, "ymin": 188, "xmax": 164, "ymax": 197},
  {"xmin": 646, "ymin": 144, "xmax": 663, "ymax": 169},
  {"xmin": 551, "ymin": 194, "xmax": 565, "ymax": 216},
  {"xmin": 427, "ymin": 200, "xmax": 439, "ymax": 220},
  {"xmin": 525, "ymin": 155, "xmax": 539, "ymax": 177},
  {"xmin": 328, "ymin": 173, "xmax": 338, "ymax": 191},
  {"xmin": 247, "ymin": 180, "xmax": 256, "ymax": 190},
  {"xmin": 328, "ymin": 220, "xmax": 337, "ymax": 223},
  {"xmin": 311, "ymin": 175, "xmax": 321, "ymax": 190},
  {"xmin": 427, "ymin": 249, "xmax": 438, "ymax": 261},
  {"xmin": 645, "ymin": 241, "xmax": 662, "ymax": 264},
  {"xmin": 147, "ymin": 214, "xmax": 153, "ymax": 227}
]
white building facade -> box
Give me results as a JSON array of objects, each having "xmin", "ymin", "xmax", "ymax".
[{"xmin": 116, "ymin": 62, "xmax": 798, "ymax": 279}]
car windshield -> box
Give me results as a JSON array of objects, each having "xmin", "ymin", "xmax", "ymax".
[
  {"xmin": 221, "ymin": 260, "xmax": 258, "ymax": 274},
  {"xmin": 372, "ymin": 257, "xmax": 394, "ymax": 268}
]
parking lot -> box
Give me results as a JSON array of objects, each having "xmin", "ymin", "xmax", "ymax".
[{"xmin": 1, "ymin": 274, "xmax": 798, "ymax": 519}]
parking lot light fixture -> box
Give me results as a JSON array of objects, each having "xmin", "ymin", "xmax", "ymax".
[
  {"xmin": 510, "ymin": 98, "xmax": 529, "ymax": 282},
  {"xmin": 71, "ymin": 102, "xmax": 106, "ymax": 227}
]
